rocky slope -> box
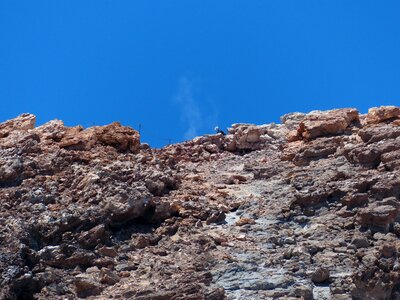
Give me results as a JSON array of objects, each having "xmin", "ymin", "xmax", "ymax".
[{"xmin": 1, "ymin": 106, "xmax": 400, "ymax": 299}]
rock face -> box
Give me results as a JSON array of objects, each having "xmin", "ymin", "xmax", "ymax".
[
  {"xmin": 365, "ymin": 106, "xmax": 400, "ymax": 124},
  {"xmin": 58, "ymin": 122, "xmax": 140, "ymax": 153},
  {"xmin": 1, "ymin": 106, "xmax": 400, "ymax": 300},
  {"xmin": 294, "ymin": 108, "xmax": 360, "ymax": 141}
]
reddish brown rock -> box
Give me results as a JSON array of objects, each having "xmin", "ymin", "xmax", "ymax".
[
  {"xmin": 78, "ymin": 224, "xmax": 108, "ymax": 249},
  {"xmin": 358, "ymin": 204, "xmax": 400, "ymax": 232},
  {"xmin": 97, "ymin": 247, "xmax": 118, "ymax": 258},
  {"xmin": 284, "ymin": 137, "xmax": 342, "ymax": 166},
  {"xmin": 357, "ymin": 124, "xmax": 400, "ymax": 144},
  {"xmin": 341, "ymin": 193, "xmax": 369, "ymax": 208},
  {"xmin": 381, "ymin": 150, "xmax": 400, "ymax": 171},
  {"xmin": 311, "ymin": 267, "xmax": 330, "ymax": 283},
  {"xmin": 225, "ymin": 122, "xmax": 287, "ymax": 151},
  {"xmin": 59, "ymin": 122, "xmax": 140, "ymax": 153},
  {"xmin": 99, "ymin": 268, "xmax": 120, "ymax": 285},
  {"xmin": 280, "ymin": 112, "xmax": 306, "ymax": 130},
  {"xmin": 235, "ymin": 217, "xmax": 256, "ymax": 226},
  {"xmin": 0, "ymin": 113, "xmax": 36, "ymax": 138},
  {"xmin": 365, "ymin": 106, "xmax": 400, "ymax": 124},
  {"xmin": 75, "ymin": 274, "xmax": 104, "ymax": 298},
  {"xmin": 296, "ymin": 108, "xmax": 359, "ymax": 140},
  {"xmin": 1, "ymin": 108, "xmax": 400, "ymax": 300}
]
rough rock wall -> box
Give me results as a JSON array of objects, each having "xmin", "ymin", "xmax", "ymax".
[{"xmin": 1, "ymin": 106, "xmax": 400, "ymax": 300}]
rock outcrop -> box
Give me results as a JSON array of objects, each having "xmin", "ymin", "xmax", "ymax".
[
  {"xmin": 365, "ymin": 106, "xmax": 400, "ymax": 124},
  {"xmin": 1, "ymin": 106, "xmax": 400, "ymax": 300}
]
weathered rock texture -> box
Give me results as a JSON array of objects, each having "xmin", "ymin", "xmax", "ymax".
[{"xmin": 1, "ymin": 106, "xmax": 400, "ymax": 300}]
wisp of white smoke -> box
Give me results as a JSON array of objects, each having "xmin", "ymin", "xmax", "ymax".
[{"xmin": 173, "ymin": 77, "xmax": 203, "ymax": 140}]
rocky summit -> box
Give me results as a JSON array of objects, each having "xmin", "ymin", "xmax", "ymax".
[{"xmin": 1, "ymin": 107, "xmax": 400, "ymax": 300}]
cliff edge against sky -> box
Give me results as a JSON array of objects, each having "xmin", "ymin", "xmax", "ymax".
[{"xmin": 1, "ymin": 106, "xmax": 400, "ymax": 300}]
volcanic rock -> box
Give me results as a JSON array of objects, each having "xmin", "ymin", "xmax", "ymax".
[
  {"xmin": 74, "ymin": 274, "xmax": 103, "ymax": 298},
  {"xmin": 358, "ymin": 203, "xmax": 400, "ymax": 232},
  {"xmin": 0, "ymin": 113, "xmax": 36, "ymax": 138},
  {"xmin": 311, "ymin": 267, "xmax": 330, "ymax": 283},
  {"xmin": 99, "ymin": 268, "xmax": 120, "ymax": 285},
  {"xmin": 2, "ymin": 107, "xmax": 400, "ymax": 299},
  {"xmin": 365, "ymin": 106, "xmax": 400, "ymax": 124},
  {"xmin": 295, "ymin": 108, "xmax": 359, "ymax": 140}
]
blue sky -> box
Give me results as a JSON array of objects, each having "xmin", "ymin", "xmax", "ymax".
[{"xmin": 1, "ymin": 1, "xmax": 399, "ymax": 147}]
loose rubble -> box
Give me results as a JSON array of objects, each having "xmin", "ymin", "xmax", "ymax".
[{"xmin": 1, "ymin": 106, "xmax": 400, "ymax": 299}]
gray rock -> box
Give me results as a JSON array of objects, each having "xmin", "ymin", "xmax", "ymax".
[
  {"xmin": 99, "ymin": 268, "xmax": 120, "ymax": 285},
  {"xmin": 74, "ymin": 274, "xmax": 103, "ymax": 298},
  {"xmin": 311, "ymin": 267, "xmax": 330, "ymax": 284}
]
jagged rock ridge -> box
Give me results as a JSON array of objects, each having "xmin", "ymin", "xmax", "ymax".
[{"xmin": 1, "ymin": 106, "xmax": 400, "ymax": 299}]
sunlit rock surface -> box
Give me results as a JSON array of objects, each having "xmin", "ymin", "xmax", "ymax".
[{"xmin": 1, "ymin": 106, "xmax": 400, "ymax": 299}]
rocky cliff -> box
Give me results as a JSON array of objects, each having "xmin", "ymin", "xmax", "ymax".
[{"xmin": 1, "ymin": 106, "xmax": 400, "ymax": 300}]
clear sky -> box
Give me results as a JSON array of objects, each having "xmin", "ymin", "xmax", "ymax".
[{"xmin": 1, "ymin": 1, "xmax": 399, "ymax": 147}]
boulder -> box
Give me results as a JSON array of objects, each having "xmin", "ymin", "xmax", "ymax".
[
  {"xmin": 351, "ymin": 235, "xmax": 370, "ymax": 249},
  {"xmin": 93, "ymin": 122, "xmax": 140, "ymax": 152},
  {"xmin": 97, "ymin": 247, "xmax": 118, "ymax": 258},
  {"xmin": 292, "ymin": 187, "xmax": 332, "ymax": 208},
  {"xmin": 225, "ymin": 123, "xmax": 287, "ymax": 151},
  {"xmin": 59, "ymin": 122, "xmax": 140, "ymax": 153},
  {"xmin": 99, "ymin": 268, "xmax": 120, "ymax": 285},
  {"xmin": 282, "ymin": 137, "xmax": 342, "ymax": 166},
  {"xmin": 74, "ymin": 274, "xmax": 103, "ymax": 298},
  {"xmin": 365, "ymin": 106, "xmax": 400, "ymax": 124},
  {"xmin": 311, "ymin": 267, "xmax": 330, "ymax": 283},
  {"xmin": 296, "ymin": 108, "xmax": 359, "ymax": 140},
  {"xmin": 342, "ymin": 193, "xmax": 369, "ymax": 208},
  {"xmin": 280, "ymin": 112, "xmax": 307, "ymax": 130},
  {"xmin": 78, "ymin": 224, "xmax": 108, "ymax": 250},
  {"xmin": 0, "ymin": 150, "xmax": 23, "ymax": 186},
  {"xmin": 358, "ymin": 204, "xmax": 400, "ymax": 232},
  {"xmin": 0, "ymin": 113, "xmax": 36, "ymax": 138},
  {"xmin": 35, "ymin": 120, "xmax": 67, "ymax": 142},
  {"xmin": 358, "ymin": 124, "xmax": 400, "ymax": 144},
  {"xmin": 229, "ymin": 124, "xmax": 262, "ymax": 151},
  {"xmin": 104, "ymin": 187, "xmax": 151, "ymax": 224},
  {"xmin": 381, "ymin": 150, "xmax": 400, "ymax": 171}
]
